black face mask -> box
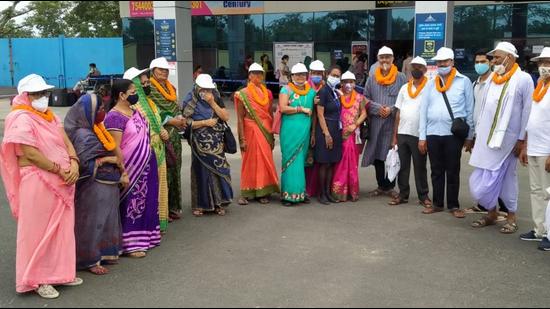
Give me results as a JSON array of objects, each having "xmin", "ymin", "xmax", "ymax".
[
  {"xmin": 411, "ymin": 70, "xmax": 424, "ymax": 79},
  {"xmin": 143, "ymin": 86, "xmax": 151, "ymax": 96},
  {"xmin": 127, "ymin": 94, "xmax": 139, "ymax": 105}
]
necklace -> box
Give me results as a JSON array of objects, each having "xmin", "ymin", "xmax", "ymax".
[
  {"xmin": 407, "ymin": 77, "xmax": 427, "ymax": 99},
  {"xmin": 492, "ymin": 63, "xmax": 519, "ymax": 85},
  {"xmin": 533, "ymin": 80, "xmax": 550, "ymax": 103},
  {"xmin": 12, "ymin": 105, "xmax": 54, "ymax": 122},
  {"xmin": 375, "ymin": 65, "xmax": 398, "ymax": 86},
  {"xmin": 247, "ymin": 83, "xmax": 269, "ymax": 106},
  {"xmin": 340, "ymin": 90, "xmax": 357, "ymax": 109},
  {"xmin": 435, "ymin": 68, "xmax": 457, "ymax": 93},
  {"xmin": 288, "ymin": 82, "xmax": 311, "ymax": 96}
]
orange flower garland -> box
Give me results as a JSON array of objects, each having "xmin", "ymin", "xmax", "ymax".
[
  {"xmin": 247, "ymin": 83, "xmax": 269, "ymax": 106},
  {"xmin": 93, "ymin": 122, "xmax": 116, "ymax": 151},
  {"xmin": 492, "ymin": 63, "xmax": 519, "ymax": 85},
  {"xmin": 288, "ymin": 82, "xmax": 311, "ymax": 96},
  {"xmin": 150, "ymin": 77, "xmax": 177, "ymax": 101},
  {"xmin": 533, "ymin": 80, "xmax": 550, "ymax": 103},
  {"xmin": 375, "ymin": 64, "xmax": 398, "ymax": 86},
  {"xmin": 340, "ymin": 90, "xmax": 357, "ymax": 109},
  {"xmin": 435, "ymin": 68, "xmax": 457, "ymax": 93},
  {"xmin": 407, "ymin": 77, "xmax": 428, "ymax": 99},
  {"xmin": 12, "ymin": 105, "xmax": 54, "ymax": 122}
]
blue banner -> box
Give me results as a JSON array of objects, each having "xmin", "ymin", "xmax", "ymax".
[
  {"xmin": 154, "ymin": 19, "xmax": 176, "ymax": 62},
  {"xmin": 414, "ymin": 13, "xmax": 446, "ymax": 64}
]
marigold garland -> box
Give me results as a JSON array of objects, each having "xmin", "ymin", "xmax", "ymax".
[
  {"xmin": 435, "ymin": 68, "xmax": 457, "ymax": 93},
  {"xmin": 288, "ymin": 82, "xmax": 311, "ymax": 96},
  {"xmin": 492, "ymin": 63, "xmax": 519, "ymax": 85},
  {"xmin": 150, "ymin": 77, "xmax": 177, "ymax": 101},
  {"xmin": 375, "ymin": 64, "xmax": 398, "ymax": 86},
  {"xmin": 340, "ymin": 90, "xmax": 357, "ymax": 109},
  {"xmin": 407, "ymin": 77, "xmax": 427, "ymax": 99},
  {"xmin": 247, "ymin": 83, "xmax": 269, "ymax": 106},
  {"xmin": 12, "ymin": 105, "xmax": 54, "ymax": 122},
  {"xmin": 93, "ymin": 122, "xmax": 116, "ymax": 151},
  {"xmin": 533, "ymin": 80, "xmax": 550, "ymax": 103}
]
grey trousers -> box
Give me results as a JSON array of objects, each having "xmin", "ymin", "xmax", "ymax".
[{"xmin": 397, "ymin": 134, "xmax": 429, "ymax": 201}]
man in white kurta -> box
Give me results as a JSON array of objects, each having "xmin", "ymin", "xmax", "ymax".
[{"xmin": 469, "ymin": 42, "xmax": 534, "ymax": 234}]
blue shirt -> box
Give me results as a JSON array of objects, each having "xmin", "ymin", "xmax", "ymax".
[{"xmin": 419, "ymin": 71, "xmax": 475, "ymax": 140}]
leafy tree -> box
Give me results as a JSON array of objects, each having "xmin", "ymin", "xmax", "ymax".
[{"xmin": 0, "ymin": 1, "xmax": 33, "ymax": 37}]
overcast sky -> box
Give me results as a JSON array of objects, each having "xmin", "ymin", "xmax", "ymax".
[{"xmin": 0, "ymin": 1, "xmax": 32, "ymax": 24}]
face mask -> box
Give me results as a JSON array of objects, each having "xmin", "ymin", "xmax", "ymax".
[
  {"xmin": 293, "ymin": 80, "xmax": 306, "ymax": 87},
  {"xmin": 539, "ymin": 66, "xmax": 550, "ymax": 78},
  {"xmin": 31, "ymin": 96, "xmax": 49, "ymax": 112},
  {"xmin": 127, "ymin": 94, "xmax": 139, "ymax": 105},
  {"xmin": 327, "ymin": 76, "xmax": 340, "ymax": 88},
  {"xmin": 311, "ymin": 76, "xmax": 322, "ymax": 85},
  {"xmin": 475, "ymin": 63, "xmax": 490, "ymax": 76},
  {"xmin": 492, "ymin": 56, "xmax": 508, "ymax": 75},
  {"xmin": 437, "ymin": 66, "xmax": 452, "ymax": 76},
  {"xmin": 143, "ymin": 86, "xmax": 151, "ymax": 96},
  {"xmin": 95, "ymin": 110, "xmax": 106, "ymax": 124},
  {"xmin": 411, "ymin": 70, "xmax": 424, "ymax": 79},
  {"xmin": 381, "ymin": 63, "xmax": 390, "ymax": 71},
  {"xmin": 343, "ymin": 83, "xmax": 354, "ymax": 92}
]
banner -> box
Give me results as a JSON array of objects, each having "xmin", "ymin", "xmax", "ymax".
[
  {"xmin": 414, "ymin": 13, "xmax": 446, "ymax": 65},
  {"xmin": 351, "ymin": 41, "xmax": 368, "ymax": 55},
  {"xmin": 192, "ymin": 1, "xmax": 264, "ymax": 16},
  {"xmin": 273, "ymin": 42, "xmax": 314, "ymax": 74},
  {"xmin": 154, "ymin": 19, "xmax": 176, "ymax": 62},
  {"xmin": 129, "ymin": 1, "xmax": 154, "ymax": 18}
]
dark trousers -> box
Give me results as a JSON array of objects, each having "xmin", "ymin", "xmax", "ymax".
[
  {"xmin": 397, "ymin": 134, "xmax": 429, "ymax": 201},
  {"xmin": 374, "ymin": 159, "xmax": 396, "ymax": 191},
  {"xmin": 426, "ymin": 135, "xmax": 465, "ymax": 210}
]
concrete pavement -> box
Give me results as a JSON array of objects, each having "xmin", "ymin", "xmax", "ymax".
[{"xmin": 0, "ymin": 97, "xmax": 549, "ymax": 307}]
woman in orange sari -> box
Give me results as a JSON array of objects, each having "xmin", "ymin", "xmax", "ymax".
[{"xmin": 235, "ymin": 63, "xmax": 280, "ymax": 204}]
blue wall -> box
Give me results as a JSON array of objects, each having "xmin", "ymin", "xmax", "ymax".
[{"xmin": 0, "ymin": 36, "xmax": 124, "ymax": 88}]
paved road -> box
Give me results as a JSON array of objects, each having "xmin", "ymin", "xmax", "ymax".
[{"xmin": 0, "ymin": 99, "xmax": 549, "ymax": 307}]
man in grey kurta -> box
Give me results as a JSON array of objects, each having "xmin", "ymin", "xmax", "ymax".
[
  {"xmin": 361, "ymin": 46, "xmax": 407, "ymax": 196},
  {"xmin": 469, "ymin": 42, "xmax": 534, "ymax": 234}
]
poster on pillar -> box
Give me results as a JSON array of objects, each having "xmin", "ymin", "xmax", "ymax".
[
  {"xmin": 154, "ymin": 19, "xmax": 176, "ymax": 62},
  {"xmin": 273, "ymin": 42, "xmax": 314, "ymax": 74},
  {"xmin": 414, "ymin": 13, "xmax": 446, "ymax": 65}
]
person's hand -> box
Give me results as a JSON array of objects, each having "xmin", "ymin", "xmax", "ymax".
[
  {"xmin": 301, "ymin": 107, "xmax": 312, "ymax": 116},
  {"xmin": 418, "ymin": 140, "xmax": 428, "ymax": 155},
  {"xmin": 464, "ymin": 139, "xmax": 474, "ymax": 153},
  {"xmin": 203, "ymin": 92, "xmax": 215, "ymax": 105},
  {"xmin": 513, "ymin": 140, "xmax": 525, "ymax": 157},
  {"xmin": 325, "ymin": 133, "xmax": 333, "ymax": 150},
  {"xmin": 120, "ymin": 172, "xmax": 130, "ymax": 189},
  {"xmin": 310, "ymin": 134, "xmax": 316, "ymax": 147},
  {"xmin": 391, "ymin": 136, "xmax": 398, "ymax": 148},
  {"xmin": 379, "ymin": 106, "xmax": 390, "ymax": 118},
  {"xmin": 160, "ymin": 129, "xmax": 170, "ymax": 141},
  {"xmin": 205, "ymin": 118, "xmax": 217, "ymax": 127},
  {"xmin": 63, "ymin": 161, "xmax": 80, "ymax": 185},
  {"xmin": 520, "ymin": 148, "xmax": 529, "ymax": 167},
  {"xmin": 240, "ymin": 140, "xmax": 247, "ymax": 153},
  {"xmin": 314, "ymin": 95, "xmax": 320, "ymax": 105}
]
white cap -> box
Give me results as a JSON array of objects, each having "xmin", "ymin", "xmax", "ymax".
[
  {"xmin": 488, "ymin": 41, "xmax": 518, "ymax": 58},
  {"xmin": 531, "ymin": 47, "xmax": 550, "ymax": 62},
  {"xmin": 149, "ymin": 57, "xmax": 171, "ymax": 70},
  {"xmin": 195, "ymin": 74, "xmax": 216, "ymax": 89},
  {"xmin": 378, "ymin": 46, "xmax": 394, "ymax": 56},
  {"xmin": 123, "ymin": 67, "xmax": 149, "ymax": 81},
  {"xmin": 431, "ymin": 47, "xmax": 454, "ymax": 61},
  {"xmin": 17, "ymin": 74, "xmax": 55, "ymax": 94},
  {"xmin": 410, "ymin": 56, "xmax": 427, "ymax": 67},
  {"xmin": 341, "ymin": 71, "xmax": 356, "ymax": 81},
  {"xmin": 291, "ymin": 63, "xmax": 308, "ymax": 74},
  {"xmin": 309, "ymin": 60, "xmax": 325, "ymax": 71},
  {"xmin": 248, "ymin": 62, "xmax": 264, "ymax": 73}
]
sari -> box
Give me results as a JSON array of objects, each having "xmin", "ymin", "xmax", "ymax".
[
  {"xmin": 0, "ymin": 94, "xmax": 76, "ymax": 293},
  {"xmin": 104, "ymin": 109, "xmax": 161, "ymax": 253},
  {"xmin": 280, "ymin": 86, "xmax": 316, "ymax": 202},
  {"xmin": 182, "ymin": 90, "xmax": 233, "ymax": 211},
  {"xmin": 331, "ymin": 93, "xmax": 363, "ymax": 202},
  {"xmin": 148, "ymin": 77, "xmax": 182, "ymax": 213},
  {"xmin": 235, "ymin": 86, "xmax": 280, "ymax": 198},
  {"xmin": 135, "ymin": 78, "xmax": 169, "ymax": 232},
  {"xmin": 64, "ymin": 94, "xmax": 121, "ymax": 269}
]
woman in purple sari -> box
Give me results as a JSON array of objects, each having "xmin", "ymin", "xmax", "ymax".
[
  {"xmin": 104, "ymin": 79, "xmax": 161, "ymax": 258},
  {"xmin": 64, "ymin": 93, "xmax": 123, "ymax": 275}
]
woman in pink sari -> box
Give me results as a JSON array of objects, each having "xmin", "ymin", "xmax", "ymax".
[
  {"xmin": 0, "ymin": 74, "xmax": 83, "ymax": 299},
  {"xmin": 331, "ymin": 71, "xmax": 368, "ymax": 202}
]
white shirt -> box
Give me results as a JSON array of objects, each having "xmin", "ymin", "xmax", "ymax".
[
  {"xmin": 526, "ymin": 91, "xmax": 550, "ymax": 156},
  {"xmin": 473, "ymin": 73, "xmax": 492, "ymax": 128},
  {"xmin": 395, "ymin": 82, "xmax": 424, "ymax": 137}
]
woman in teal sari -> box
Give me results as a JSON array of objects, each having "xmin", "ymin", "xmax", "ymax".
[{"xmin": 279, "ymin": 63, "xmax": 316, "ymax": 206}]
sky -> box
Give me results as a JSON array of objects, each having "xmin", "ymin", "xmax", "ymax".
[{"xmin": 0, "ymin": 1, "xmax": 32, "ymax": 25}]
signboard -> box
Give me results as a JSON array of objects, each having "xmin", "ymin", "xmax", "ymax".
[
  {"xmin": 351, "ymin": 41, "xmax": 368, "ymax": 56},
  {"xmin": 375, "ymin": 1, "xmax": 414, "ymax": 8},
  {"xmin": 455, "ymin": 48, "xmax": 465, "ymax": 60},
  {"xmin": 533, "ymin": 45, "xmax": 544, "ymax": 54},
  {"xmin": 333, "ymin": 49, "xmax": 344, "ymax": 60},
  {"xmin": 273, "ymin": 42, "xmax": 314, "ymax": 74},
  {"xmin": 414, "ymin": 13, "xmax": 446, "ymax": 64},
  {"xmin": 192, "ymin": 1, "xmax": 264, "ymax": 16},
  {"xmin": 154, "ymin": 19, "xmax": 176, "ymax": 62},
  {"xmin": 129, "ymin": 1, "xmax": 154, "ymax": 18}
]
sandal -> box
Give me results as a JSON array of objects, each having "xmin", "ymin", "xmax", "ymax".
[
  {"xmin": 127, "ymin": 251, "xmax": 146, "ymax": 258},
  {"xmin": 192, "ymin": 209, "xmax": 204, "ymax": 217},
  {"xmin": 500, "ymin": 221, "xmax": 518, "ymax": 234},
  {"xmin": 238, "ymin": 197, "xmax": 249, "ymax": 205},
  {"xmin": 367, "ymin": 188, "xmax": 384, "ymax": 198},
  {"xmin": 464, "ymin": 205, "xmax": 488, "ymax": 214},
  {"xmin": 419, "ymin": 198, "xmax": 432, "ymax": 208},
  {"xmin": 60, "ymin": 277, "xmax": 83, "ymax": 287},
  {"xmin": 257, "ymin": 197, "xmax": 270, "ymax": 204},
  {"xmin": 215, "ymin": 207, "xmax": 226, "ymax": 216},
  {"xmin": 169, "ymin": 211, "xmax": 181, "ymax": 220},
  {"xmin": 36, "ymin": 285, "xmax": 59, "ymax": 299},
  {"xmin": 89, "ymin": 265, "xmax": 109, "ymax": 275},
  {"xmin": 450, "ymin": 209, "xmax": 466, "ymax": 219},
  {"xmin": 388, "ymin": 197, "xmax": 408, "ymax": 206},
  {"xmin": 422, "ymin": 206, "xmax": 444, "ymax": 214},
  {"xmin": 471, "ymin": 216, "xmax": 497, "ymax": 228}
]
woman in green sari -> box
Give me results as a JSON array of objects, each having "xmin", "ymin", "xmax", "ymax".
[{"xmin": 279, "ymin": 63, "xmax": 316, "ymax": 206}]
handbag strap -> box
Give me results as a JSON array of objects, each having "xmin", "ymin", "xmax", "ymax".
[{"xmin": 438, "ymin": 77, "xmax": 455, "ymax": 121}]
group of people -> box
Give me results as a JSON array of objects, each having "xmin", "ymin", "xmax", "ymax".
[{"xmin": 3, "ymin": 41, "xmax": 550, "ymax": 299}]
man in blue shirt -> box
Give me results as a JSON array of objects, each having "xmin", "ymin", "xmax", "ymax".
[{"xmin": 418, "ymin": 47, "xmax": 474, "ymax": 218}]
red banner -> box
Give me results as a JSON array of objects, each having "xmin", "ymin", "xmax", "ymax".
[{"xmin": 130, "ymin": 1, "xmax": 154, "ymax": 18}]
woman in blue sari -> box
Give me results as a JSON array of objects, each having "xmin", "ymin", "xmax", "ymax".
[{"xmin": 182, "ymin": 74, "xmax": 233, "ymax": 217}]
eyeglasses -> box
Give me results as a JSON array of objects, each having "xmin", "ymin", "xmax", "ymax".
[{"xmin": 29, "ymin": 90, "xmax": 51, "ymax": 97}]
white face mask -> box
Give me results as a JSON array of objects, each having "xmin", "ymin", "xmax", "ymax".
[
  {"xmin": 492, "ymin": 56, "xmax": 509, "ymax": 76},
  {"xmin": 381, "ymin": 63, "xmax": 391, "ymax": 71},
  {"xmin": 539, "ymin": 66, "xmax": 550, "ymax": 79},
  {"xmin": 327, "ymin": 75, "xmax": 340, "ymax": 88},
  {"xmin": 31, "ymin": 96, "xmax": 49, "ymax": 112}
]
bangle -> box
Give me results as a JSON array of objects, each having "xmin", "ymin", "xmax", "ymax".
[{"xmin": 69, "ymin": 156, "xmax": 80, "ymax": 164}]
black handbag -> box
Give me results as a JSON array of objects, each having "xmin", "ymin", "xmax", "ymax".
[
  {"xmin": 439, "ymin": 80, "xmax": 469, "ymax": 140},
  {"xmin": 360, "ymin": 120, "xmax": 370, "ymax": 141},
  {"xmin": 223, "ymin": 122, "xmax": 237, "ymax": 154}
]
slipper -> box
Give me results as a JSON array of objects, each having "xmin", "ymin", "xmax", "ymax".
[
  {"xmin": 89, "ymin": 265, "xmax": 109, "ymax": 275},
  {"xmin": 388, "ymin": 197, "xmax": 408, "ymax": 206},
  {"xmin": 471, "ymin": 216, "xmax": 497, "ymax": 228},
  {"xmin": 419, "ymin": 199, "xmax": 432, "ymax": 208},
  {"xmin": 500, "ymin": 222, "xmax": 518, "ymax": 234},
  {"xmin": 238, "ymin": 197, "xmax": 249, "ymax": 205}
]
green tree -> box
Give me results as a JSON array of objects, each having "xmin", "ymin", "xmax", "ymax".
[{"xmin": 0, "ymin": 1, "xmax": 33, "ymax": 37}]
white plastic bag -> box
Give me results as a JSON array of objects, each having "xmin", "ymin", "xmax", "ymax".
[{"xmin": 385, "ymin": 145, "xmax": 400, "ymax": 182}]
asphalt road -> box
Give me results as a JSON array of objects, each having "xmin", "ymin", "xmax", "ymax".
[{"xmin": 0, "ymin": 100, "xmax": 549, "ymax": 307}]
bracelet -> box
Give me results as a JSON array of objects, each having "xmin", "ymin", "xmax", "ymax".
[{"xmin": 69, "ymin": 156, "xmax": 80, "ymax": 164}]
